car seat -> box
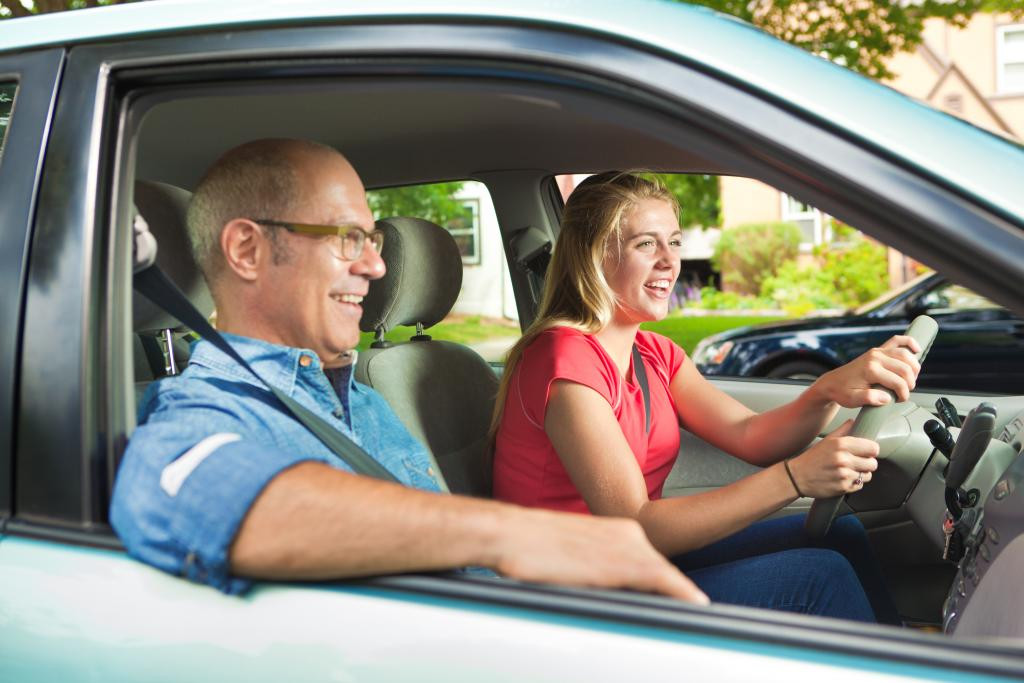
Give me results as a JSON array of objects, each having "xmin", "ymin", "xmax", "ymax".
[
  {"xmin": 357, "ymin": 217, "xmax": 499, "ymax": 497},
  {"xmin": 132, "ymin": 180, "xmax": 214, "ymax": 401}
]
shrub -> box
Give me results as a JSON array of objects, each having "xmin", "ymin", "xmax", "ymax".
[
  {"xmin": 694, "ymin": 286, "xmax": 773, "ymax": 311},
  {"xmin": 712, "ymin": 222, "xmax": 802, "ymax": 295},
  {"xmin": 760, "ymin": 261, "xmax": 839, "ymax": 316},
  {"xmin": 820, "ymin": 238, "xmax": 888, "ymax": 307},
  {"xmin": 759, "ymin": 233, "xmax": 888, "ymax": 315}
]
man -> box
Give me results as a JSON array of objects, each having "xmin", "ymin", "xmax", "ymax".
[{"xmin": 111, "ymin": 138, "xmax": 706, "ymax": 603}]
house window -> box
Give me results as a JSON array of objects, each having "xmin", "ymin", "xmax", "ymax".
[
  {"xmin": 0, "ymin": 84, "xmax": 16, "ymax": 159},
  {"xmin": 780, "ymin": 193, "xmax": 828, "ymax": 250},
  {"xmin": 446, "ymin": 197, "xmax": 481, "ymax": 265},
  {"xmin": 997, "ymin": 24, "xmax": 1024, "ymax": 94}
]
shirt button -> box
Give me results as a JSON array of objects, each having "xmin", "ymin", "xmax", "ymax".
[
  {"xmin": 427, "ymin": 467, "xmax": 436, "ymax": 477},
  {"xmin": 333, "ymin": 408, "xmax": 344, "ymax": 419},
  {"xmin": 299, "ymin": 354, "xmax": 313, "ymax": 367}
]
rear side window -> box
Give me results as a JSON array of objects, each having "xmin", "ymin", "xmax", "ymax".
[
  {"xmin": 0, "ymin": 83, "xmax": 15, "ymax": 159},
  {"xmin": 365, "ymin": 180, "xmax": 521, "ymax": 362}
]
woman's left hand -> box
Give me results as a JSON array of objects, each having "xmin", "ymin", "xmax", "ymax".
[{"xmin": 809, "ymin": 335, "xmax": 922, "ymax": 408}]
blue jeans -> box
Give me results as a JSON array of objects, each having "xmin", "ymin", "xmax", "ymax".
[{"xmin": 670, "ymin": 514, "xmax": 900, "ymax": 624}]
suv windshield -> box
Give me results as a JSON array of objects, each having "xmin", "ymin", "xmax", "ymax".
[{"xmin": 853, "ymin": 271, "xmax": 934, "ymax": 315}]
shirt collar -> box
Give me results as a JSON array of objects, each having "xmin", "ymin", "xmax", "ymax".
[{"xmin": 188, "ymin": 332, "xmax": 358, "ymax": 396}]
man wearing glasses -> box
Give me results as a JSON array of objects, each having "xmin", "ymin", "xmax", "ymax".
[{"xmin": 111, "ymin": 138, "xmax": 705, "ymax": 603}]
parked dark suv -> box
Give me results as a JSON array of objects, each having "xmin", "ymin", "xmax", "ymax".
[{"xmin": 693, "ymin": 273, "xmax": 1024, "ymax": 394}]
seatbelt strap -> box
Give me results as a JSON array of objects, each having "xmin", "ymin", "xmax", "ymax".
[
  {"xmin": 134, "ymin": 265, "xmax": 400, "ymax": 483},
  {"xmin": 631, "ymin": 344, "xmax": 650, "ymax": 433},
  {"xmin": 138, "ymin": 334, "xmax": 166, "ymax": 377}
]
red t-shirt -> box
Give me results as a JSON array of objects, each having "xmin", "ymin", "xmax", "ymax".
[{"xmin": 493, "ymin": 327, "xmax": 687, "ymax": 513}]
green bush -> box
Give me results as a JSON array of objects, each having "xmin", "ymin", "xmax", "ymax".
[
  {"xmin": 712, "ymin": 222, "xmax": 802, "ymax": 295},
  {"xmin": 758, "ymin": 234, "xmax": 888, "ymax": 315},
  {"xmin": 760, "ymin": 262, "xmax": 839, "ymax": 316},
  {"xmin": 820, "ymin": 238, "xmax": 888, "ymax": 307},
  {"xmin": 694, "ymin": 286, "xmax": 773, "ymax": 311}
]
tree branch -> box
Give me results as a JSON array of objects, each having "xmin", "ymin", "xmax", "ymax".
[{"xmin": 0, "ymin": 0, "xmax": 32, "ymax": 18}]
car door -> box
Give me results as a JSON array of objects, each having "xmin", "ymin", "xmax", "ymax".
[{"xmin": 2, "ymin": 5, "xmax": 1024, "ymax": 680}]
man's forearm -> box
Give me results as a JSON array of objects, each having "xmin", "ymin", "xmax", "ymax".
[
  {"xmin": 229, "ymin": 461, "xmax": 709, "ymax": 604},
  {"xmin": 230, "ymin": 461, "xmax": 508, "ymax": 578}
]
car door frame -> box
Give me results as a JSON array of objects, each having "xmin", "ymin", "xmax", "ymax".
[{"xmin": 0, "ymin": 47, "xmax": 64, "ymax": 523}]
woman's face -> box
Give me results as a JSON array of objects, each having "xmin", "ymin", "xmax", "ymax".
[{"xmin": 601, "ymin": 197, "xmax": 683, "ymax": 326}]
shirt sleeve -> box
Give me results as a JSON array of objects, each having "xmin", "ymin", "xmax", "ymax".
[
  {"xmin": 515, "ymin": 328, "xmax": 620, "ymax": 429},
  {"xmin": 109, "ymin": 387, "xmax": 318, "ymax": 595}
]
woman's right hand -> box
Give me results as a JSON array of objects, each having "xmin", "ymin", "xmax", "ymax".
[{"xmin": 787, "ymin": 420, "xmax": 879, "ymax": 498}]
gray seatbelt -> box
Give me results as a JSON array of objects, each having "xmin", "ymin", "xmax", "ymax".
[
  {"xmin": 133, "ymin": 264, "xmax": 399, "ymax": 484},
  {"xmin": 631, "ymin": 344, "xmax": 650, "ymax": 433}
]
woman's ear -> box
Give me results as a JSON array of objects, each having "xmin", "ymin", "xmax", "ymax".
[{"xmin": 220, "ymin": 218, "xmax": 263, "ymax": 282}]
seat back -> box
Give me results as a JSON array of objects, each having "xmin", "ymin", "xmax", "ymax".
[
  {"xmin": 357, "ymin": 217, "xmax": 499, "ymax": 497},
  {"xmin": 132, "ymin": 180, "xmax": 214, "ymax": 401}
]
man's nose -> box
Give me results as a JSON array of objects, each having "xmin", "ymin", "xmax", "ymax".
[{"xmin": 352, "ymin": 241, "xmax": 386, "ymax": 279}]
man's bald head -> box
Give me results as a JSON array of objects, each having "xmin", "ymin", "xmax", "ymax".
[{"xmin": 186, "ymin": 138, "xmax": 347, "ymax": 288}]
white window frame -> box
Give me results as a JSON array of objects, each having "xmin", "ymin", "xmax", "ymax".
[
  {"xmin": 447, "ymin": 197, "xmax": 481, "ymax": 265},
  {"xmin": 780, "ymin": 193, "xmax": 827, "ymax": 252},
  {"xmin": 996, "ymin": 24, "xmax": 1024, "ymax": 95}
]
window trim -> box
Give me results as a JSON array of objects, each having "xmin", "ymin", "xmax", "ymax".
[
  {"xmin": 996, "ymin": 23, "xmax": 1024, "ymax": 95},
  {"xmin": 779, "ymin": 192, "xmax": 826, "ymax": 251},
  {"xmin": 449, "ymin": 196, "xmax": 482, "ymax": 265}
]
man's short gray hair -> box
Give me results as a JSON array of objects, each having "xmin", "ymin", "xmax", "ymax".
[{"xmin": 186, "ymin": 138, "xmax": 336, "ymax": 285}]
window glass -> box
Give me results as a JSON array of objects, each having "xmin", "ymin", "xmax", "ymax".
[
  {"xmin": 364, "ymin": 180, "xmax": 521, "ymax": 362},
  {"xmin": 998, "ymin": 25, "xmax": 1024, "ymax": 93},
  {"xmin": 556, "ymin": 173, "xmax": 1019, "ymax": 395},
  {"xmin": 918, "ymin": 283, "xmax": 1001, "ymax": 313},
  {"xmin": 0, "ymin": 83, "xmax": 15, "ymax": 160}
]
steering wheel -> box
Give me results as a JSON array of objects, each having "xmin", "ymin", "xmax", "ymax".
[{"xmin": 804, "ymin": 315, "xmax": 939, "ymax": 539}]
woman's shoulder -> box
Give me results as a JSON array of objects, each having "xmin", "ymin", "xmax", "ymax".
[
  {"xmin": 529, "ymin": 325, "xmax": 599, "ymax": 354},
  {"xmin": 635, "ymin": 329, "xmax": 688, "ymax": 378},
  {"xmin": 635, "ymin": 329, "xmax": 683, "ymax": 355}
]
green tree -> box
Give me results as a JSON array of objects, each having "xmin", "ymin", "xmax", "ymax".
[
  {"xmin": 680, "ymin": 0, "xmax": 1023, "ymax": 80},
  {"xmin": 0, "ymin": 0, "xmax": 136, "ymax": 18},
  {"xmin": 366, "ymin": 182, "xmax": 466, "ymax": 226},
  {"xmin": 646, "ymin": 173, "xmax": 720, "ymax": 228}
]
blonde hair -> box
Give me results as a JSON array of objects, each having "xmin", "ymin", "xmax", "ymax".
[{"xmin": 489, "ymin": 172, "xmax": 678, "ymax": 437}]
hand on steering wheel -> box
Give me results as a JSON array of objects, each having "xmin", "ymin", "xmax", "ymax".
[
  {"xmin": 804, "ymin": 316, "xmax": 939, "ymax": 539},
  {"xmin": 788, "ymin": 419, "xmax": 879, "ymax": 498},
  {"xmin": 809, "ymin": 335, "xmax": 922, "ymax": 408}
]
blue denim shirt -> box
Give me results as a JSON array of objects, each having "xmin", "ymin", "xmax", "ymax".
[{"xmin": 110, "ymin": 333, "xmax": 444, "ymax": 594}]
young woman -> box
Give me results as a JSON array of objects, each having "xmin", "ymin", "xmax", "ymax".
[{"xmin": 492, "ymin": 173, "xmax": 920, "ymax": 623}]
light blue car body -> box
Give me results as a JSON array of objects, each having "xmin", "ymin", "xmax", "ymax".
[{"xmin": 1, "ymin": 1, "xmax": 1023, "ymax": 680}]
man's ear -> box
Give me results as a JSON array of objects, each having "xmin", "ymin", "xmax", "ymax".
[{"xmin": 220, "ymin": 219, "xmax": 264, "ymax": 282}]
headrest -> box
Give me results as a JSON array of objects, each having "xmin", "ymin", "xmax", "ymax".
[
  {"xmin": 132, "ymin": 180, "xmax": 215, "ymax": 333},
  {"xmin": 360, "ymin": 217, "xmax": 463, "ymax": 334}
]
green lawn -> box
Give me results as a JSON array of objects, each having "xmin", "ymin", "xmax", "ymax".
[
  {"xmin": 641, "ymin": 315, "xmax": 787, "ymax": 354},
  {"xmin": 359, "ymin": 313, "xmax": 787, "ymax": 355},
  {"xmin": 357, "ymin": 314, "xmax": 521, "ymax": 350}
]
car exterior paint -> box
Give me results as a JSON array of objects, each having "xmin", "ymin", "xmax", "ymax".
[{"xmin": 0, "ymin": 1, "xmax": 1022, "ymax": 680}]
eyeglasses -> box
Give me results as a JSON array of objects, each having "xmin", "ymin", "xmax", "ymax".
[{"xmin": 251, "ymin": 219, "xmax": 384, "ymax": 261}]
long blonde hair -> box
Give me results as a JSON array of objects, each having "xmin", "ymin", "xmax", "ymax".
[{"xmin": 489, "ymin": 172, "xmax": 678, "ymax": 437}]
